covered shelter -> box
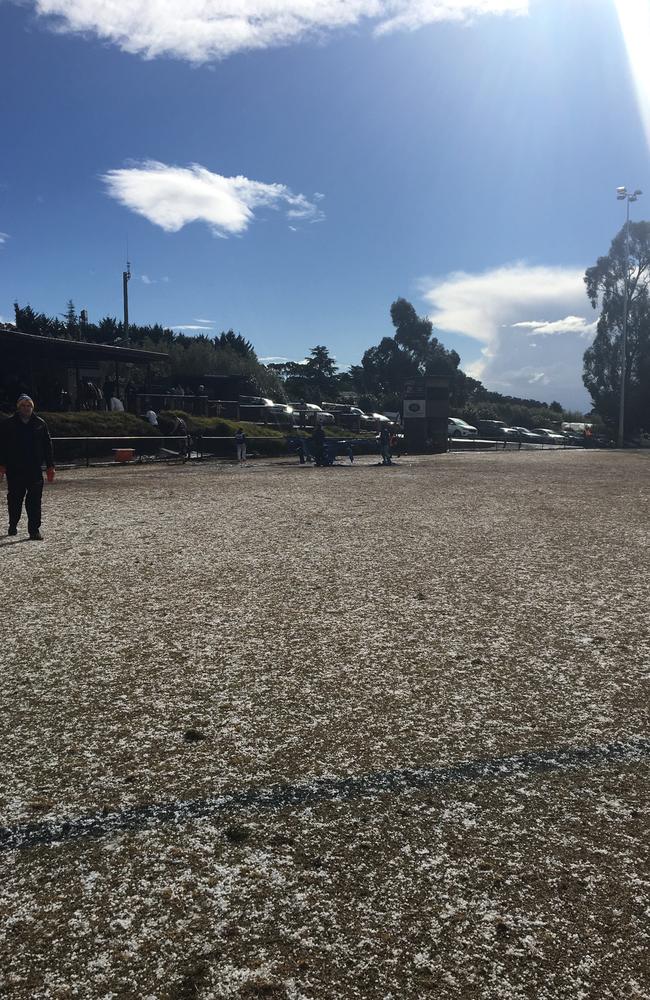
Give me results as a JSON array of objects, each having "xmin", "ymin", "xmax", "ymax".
[{"xmin": 0, "ymin": 326, "xmax": 168, "ymax": 412}]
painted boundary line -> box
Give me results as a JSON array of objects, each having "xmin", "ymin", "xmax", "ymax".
[{"xmin": 2, "ymin": 738, "xmax": 649, "ymax": 853}]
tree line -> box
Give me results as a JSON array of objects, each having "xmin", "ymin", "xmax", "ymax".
[{"xmin": 11, "ymin": 298, "xmax": 585, "ymax": 428}]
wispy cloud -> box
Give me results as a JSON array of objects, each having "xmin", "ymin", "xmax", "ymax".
[
  {"xmin": 102, "ymin": 161, "xmax": 325, "ymax": 237},
  {"xmin": 28, "ymin": 1, "xmax": 528, "ymax": 63},
  {"xmin": 261, "ymin": 355, "xmax": 309, "ymax": 365},
  {"xmin": 420, "ymin": 262, "xmax": 597, "ymax": 409},
  {"xmin": 511, "ymin": 316, "xmax": 596, "ymax": 337},
  {"xmin": 0, "ymin": 232, "xmax": 9, "ymax": 245},
  {"xmin": 172, "ymin": 324, "xmax": 215, "ymax": 331},
  {"xmin": 140, "ymin": 273, "xmax": 170, "ymax": 284}
]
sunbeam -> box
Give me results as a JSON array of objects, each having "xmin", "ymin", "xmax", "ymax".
[{"xmin": 614, "ymin": 0, "xmax": 650, "ymax": 152}]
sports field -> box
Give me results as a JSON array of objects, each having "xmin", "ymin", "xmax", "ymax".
[{"xmin": 1, "ymin": 449, "xmax": 649, "ymax": 999}]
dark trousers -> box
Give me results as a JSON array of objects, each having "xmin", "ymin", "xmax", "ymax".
[{"xmin": 7, "ymin": 472, "xmax": 43, "ymax": 533}]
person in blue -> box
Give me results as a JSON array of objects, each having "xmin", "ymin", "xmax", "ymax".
[{"xmin": 0, "ymin": 394, "xmax": 55, "ymax": 540}]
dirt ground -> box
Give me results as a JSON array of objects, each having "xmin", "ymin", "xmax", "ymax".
[{"xmin": 1, "ymin": 449, "xmax": 649, "ymax": 1000}]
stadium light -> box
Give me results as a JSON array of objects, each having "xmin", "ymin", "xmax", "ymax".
[{"xmin": 616, "ymin": 186, "xmax": 642, "ymax": 448}]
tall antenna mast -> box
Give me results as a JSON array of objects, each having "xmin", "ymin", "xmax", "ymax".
[{"xmin": 122, "ymin": 257, "xmax": 131, "ymax": 344}]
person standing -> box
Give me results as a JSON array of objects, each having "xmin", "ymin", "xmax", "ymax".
[
  {"xmin": 0, "ymin": 394, "xmax": 55, "ymax": 540},
  {"xmin": 379, "ymin": 425, "xmax": 393, "ymax": 465},
  {"xmin": 234, "ymin": 428, "xmax": 247, "ymax": 465},
  {"xmin": 311, "ymin": 424, "xmax": 326, "ymax": 466}
]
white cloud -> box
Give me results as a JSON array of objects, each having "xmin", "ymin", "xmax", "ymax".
[
  {"xmin": 420, "ymin": 262, "xmax": 597, "ymax": 409},
  {"xmin": 511, "ymin": 315, "xmax": 596, "ymax": 337},
  {"xmin": 0, "ymin": 232, "xmax": 9, "ymax": 245},
  {"xmin": 102, "ymin": 161, "xmax": 325, "ymax": 237},
  {"xmin": 28, "ymin": 1, "xmax": 528, "ymax": 63},
  {"xmin": 172, "ymin": 324, "xmax": 215, "ymax": 331}
]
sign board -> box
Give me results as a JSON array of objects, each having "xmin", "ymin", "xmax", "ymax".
[{"xmin": 403, "ymin": 399, "xmax": 426, "ymax": 418}]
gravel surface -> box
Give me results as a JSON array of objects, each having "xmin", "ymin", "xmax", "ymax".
[{"xmin": 1, "ymin": 449, "xmax": 649, "ymax": 999}]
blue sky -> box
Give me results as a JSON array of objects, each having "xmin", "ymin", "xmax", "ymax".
[{"xmin": 1, "ymin": 0, "xmax": 649, "ymax": 410}]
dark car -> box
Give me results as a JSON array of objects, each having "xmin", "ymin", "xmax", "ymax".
[
  {"xmin": 321, "ymin": 403, "xmax": 373, "ymax": 429},
  {"xmin": 476, "ymin": 419, "xmax": 516, "ymax": 439},
  {"xmin": 509, "ymin": 425, "xmax": 544, "ymax": 443},
  {"xmin": 530, "ymin": 427, "xmax": 566, "ymax": 444}
]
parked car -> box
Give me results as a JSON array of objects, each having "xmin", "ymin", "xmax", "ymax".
[
  {"xmin": 476, "ymin": 419, "xmax": 516, "ymax": 439},
  {"xmin": 239, "ymin": 396, "xmax": 294, "ymax": 424},
  {"xmin": 560, "ymin": 430, "xmax": 584, "ymax": 445},
  {"xmin": 531, "ymin": 427, "xmax": 566, "ymax": 444},
  {"xmin": 368, "ymin": 412, "xmax": 393, "ymax": 430},
  {"xmin": 289, "ymin": 402, "xmax": 335, "ymax": 426},
  {"xmin": 321, "ymin": 402, "xmax": 373, "ymax": 428},
  {"xmin": 509, "ymin": 425, "xmax": 543, "ymax": 442},
  {"xmin": 448, "ymin": 417, "xmax": 478, "ymax": 437}
]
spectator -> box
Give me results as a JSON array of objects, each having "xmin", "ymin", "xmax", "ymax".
[
  {"xmin": 311, "ymin": 424, "xmax": 326, "ymax": 466},
  {"xmin": 0, "ymin": 394, "xmax": 55, "ymax": 541},
  {"xmin": 234, "ymin": 428, "xmax": 247, "ymax": 465},
  {"xmin": 379, "ymin": 425, "xmax": 393, "ymax": 465},
  {"xmin": 145, "ymin": 407, "xmax": 158, "ymax": 427},
  {"xmin": 166, "ymin": 414, "xmax": 190, "ymax": 457}
]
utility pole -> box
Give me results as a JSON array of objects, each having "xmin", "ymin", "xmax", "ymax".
[{"xmin": 123, "ymin": 259, "xmax": 131, "ymax": 344}]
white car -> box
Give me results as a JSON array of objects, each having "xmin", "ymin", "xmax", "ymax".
[{"xmin": 448, "ymin": 417, "xmax": 478, "ymax": 438}]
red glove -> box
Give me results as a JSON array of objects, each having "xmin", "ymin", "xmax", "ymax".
[
  {"xmin": 0, "ymin": 465, "xmax": 5, "ymax": 479},
  {"xmin": 46, "ymin": 467, "xmax": 55, "ymax": 483}
]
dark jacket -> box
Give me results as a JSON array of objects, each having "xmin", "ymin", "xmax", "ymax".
[{"xmin": 0, "ymin": 413, "xmax": 54, "ymax": 476}]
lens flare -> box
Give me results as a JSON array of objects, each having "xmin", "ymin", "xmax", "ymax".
[{"xmin": 614, "ymin": 0, "xmax": 650, "ymax": 152}]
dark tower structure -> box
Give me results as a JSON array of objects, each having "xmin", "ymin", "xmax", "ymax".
[{"xmin": 402, "ymin": 375, "xmax": 450, "ymax": 454}]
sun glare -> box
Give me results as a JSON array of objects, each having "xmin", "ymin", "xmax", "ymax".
[{"xmin": 614, "ymin": 0, "xmax": 650, "ymax": 152}]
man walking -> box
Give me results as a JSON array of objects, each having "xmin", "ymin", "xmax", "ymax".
[{"xmin": 0, "ymin": 394, "xmax": 55, "ymax": 540}]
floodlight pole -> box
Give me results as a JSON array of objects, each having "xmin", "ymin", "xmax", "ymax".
[{"xmin": 616, "ymin": 188, "xmax": 642, "ymax": 448}]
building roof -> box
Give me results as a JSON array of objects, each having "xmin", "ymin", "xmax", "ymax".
[{"xmin": 0, "ymin": 326, "xmax": 169, "ymax": 364}]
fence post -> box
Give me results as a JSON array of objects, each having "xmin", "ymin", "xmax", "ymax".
[{"xmin": 86, "ymin": 438, "xmax": 89, "ymax": 468}]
